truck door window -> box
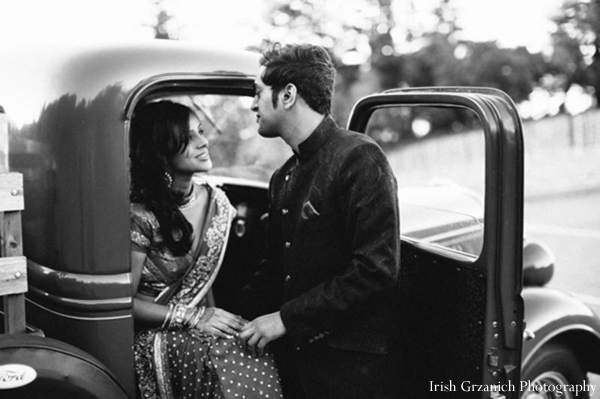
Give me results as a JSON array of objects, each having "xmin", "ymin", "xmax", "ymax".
[{"xmin": 365, "ymin": 106, "xmax": 485, "ymax": 258}]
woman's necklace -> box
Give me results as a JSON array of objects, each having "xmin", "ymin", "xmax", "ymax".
[{"xmin": 178, "ymin": 185, "xmax": 197, "ymax": 210}]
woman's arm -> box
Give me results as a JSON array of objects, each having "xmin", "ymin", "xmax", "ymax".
[
  {"xmin": 131, "ymin": 250, "xmax": 245, "ymax": 336},
  {"xmin": 131, "ymin": 251, "xmax": 169, "ymax": 327}
]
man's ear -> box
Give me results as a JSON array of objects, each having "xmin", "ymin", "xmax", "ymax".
[{"xmin": 281, "ymin": 84, "xmax": 297, "ymax": 109}]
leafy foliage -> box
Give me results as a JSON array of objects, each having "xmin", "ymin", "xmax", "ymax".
[
  {"xmin": 149, "ymin": 0, "xmax": 600, "ymax": 145},
  {"xmin": 551, "ymin": 0, "xmax": 600, "ymax": 104},
  {"xmin": 254, "ymin": 0, "xmax": 563, "ymax": 145}
]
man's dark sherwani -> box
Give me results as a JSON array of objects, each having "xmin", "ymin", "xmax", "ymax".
[{"xmin": 244, "ymin": 115, "xmax": 401, "ymax": 398}]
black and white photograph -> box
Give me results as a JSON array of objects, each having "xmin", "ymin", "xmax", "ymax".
[{"xmin": 1, "ymin": 1, "xmax": 599, "ymax": 398}]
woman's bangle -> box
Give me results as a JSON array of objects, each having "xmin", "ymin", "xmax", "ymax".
[
  {"xmin": 188, "ymin": 306, "xmax": 206, "ymax": 329},
  {"xmin": 169, "ymin": 304, "xmax": 187, "ymax": 330},
  {"xmin": 182, "ymin": 306, "xmax": 196, "ymax": 328},
  {"xmin": 161, "ymin": 304, "xmax": 175, "ymax": 330},
  {"xmin": 162, "ymin": 304, "xmax": 206, "ymax": 331}
]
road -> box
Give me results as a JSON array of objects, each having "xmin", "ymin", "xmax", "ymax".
[
  {"xmin": 525, "ymin": 189, "xmax": 600, "ymax": 302},
  {"xmin": 525, "ymin": 188, "xmax": 600, "ymax": 394}
]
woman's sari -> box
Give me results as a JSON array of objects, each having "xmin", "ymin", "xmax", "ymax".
[{"xmin": 131, "ymin": 182, "xmax": 282, "ymax": 399}]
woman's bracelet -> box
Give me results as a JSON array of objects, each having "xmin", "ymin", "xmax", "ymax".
[
  {"xmin": 182, "ymin": 307, "xmax": 195, "ymax": 328},
  {"xmin": 162, "ymin": 304, "xmax": 207, "ymax": 331},
  {"xmin": 161, "ymin": 304, "xmax": 175, "ymax": 330},
  {"xmin": 170, "ymin": 304, "xmax": 188, "ymax": 330},
  {"xmin": 187, "ymin": 306, "xmax": 206, "ymax": 329}
]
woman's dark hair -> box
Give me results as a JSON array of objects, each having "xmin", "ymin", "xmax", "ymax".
[
  {"xmin": 130, "ymin": 101, "xmax": 194, "ymax": 256},
  {"xmin": 260, "ymin": 42, "xmax": 335, "ymax": 115}
]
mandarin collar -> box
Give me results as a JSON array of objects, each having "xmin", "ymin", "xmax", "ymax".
[{"xmin": 296, "ymin": 115, "xmax": 337, "ymax": 162}]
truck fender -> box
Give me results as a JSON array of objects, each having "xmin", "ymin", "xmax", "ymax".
[
  {"xmin": 0, "ymin": 333, "xmax": 129, "ymax": 398},
  {"xmin": 522, "ymin": 286, "xmax": 600, "ymax": 374}
]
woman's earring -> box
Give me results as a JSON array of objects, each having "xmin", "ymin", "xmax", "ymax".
[{"xmin": 164, "ymin": 171, "xmax": 173, "ymax": 188}]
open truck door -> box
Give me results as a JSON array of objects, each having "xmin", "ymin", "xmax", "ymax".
[{"xmin": 347, "ymin": 87, "xmax": 525, "ymax": 398}]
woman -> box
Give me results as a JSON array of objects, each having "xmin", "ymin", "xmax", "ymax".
[{"xmin": 130, "ymin": 100, "xmax": 282, "ymax": 399}]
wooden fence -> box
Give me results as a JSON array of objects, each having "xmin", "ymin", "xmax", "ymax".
[{"xmin": 0, "ymin": 107, "xmax": 27, "ymax": 334}]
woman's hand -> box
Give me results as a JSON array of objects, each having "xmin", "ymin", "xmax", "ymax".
[{"xmin": 193, "ymin": 307, "xmax": 246, "ymax": 339}]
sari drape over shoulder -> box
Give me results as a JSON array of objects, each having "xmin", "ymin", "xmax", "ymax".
[{"xmin": 131, "ymin": 183, "xmax": 282, "ymax": 399}]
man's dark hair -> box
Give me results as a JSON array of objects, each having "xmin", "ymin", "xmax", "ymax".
[{"xmin": 260, "ymin": 42, "xmax": 335, "ymax": 115}]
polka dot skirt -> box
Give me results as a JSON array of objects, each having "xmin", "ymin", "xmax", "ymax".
[
  {"xmin": 210, "ymin": 336, "xmax": 283, "ymax": 399},
  {"xmin": 138, "ymin": 330, "xmax": 283, "ymax": 399}
]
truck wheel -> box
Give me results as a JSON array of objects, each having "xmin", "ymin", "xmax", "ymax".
[
  {"xmin": 520, "ymin": 343, "xmax": 588, "ymax": 399},
  {"xmin": 0, "ymin": 334, "xmax": 129, "ymax": 399},
  {"xmin": 2, "ymin": 383, "xmax": 99, "ymax": 399}
]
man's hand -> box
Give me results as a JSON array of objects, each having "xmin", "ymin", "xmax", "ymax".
[{"xmin": 239, "ymin": 311, "xmax": 286, "ymax": 356}]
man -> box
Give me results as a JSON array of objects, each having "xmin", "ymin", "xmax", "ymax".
[{"xmin": 239, "ymin": 43, "xmax": 401, "ymax": 399}]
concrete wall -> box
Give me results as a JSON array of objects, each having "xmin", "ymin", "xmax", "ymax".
[{"xmin": 385, "ymin": 110, "xmax": 600, "ymax": 199}]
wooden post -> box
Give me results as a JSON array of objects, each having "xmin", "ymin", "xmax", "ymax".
[
  {"xmin": 0, "ymin": 106, "xmax": 27, "ymax": 334},
  {"xmin": 0, "ymin": 106, "xmax": 7, "ymax": 169}
]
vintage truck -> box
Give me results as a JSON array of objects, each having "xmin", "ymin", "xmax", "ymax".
[{"xmin": 1, "ymin": 40, "xmax": 599, "ymax": 398}]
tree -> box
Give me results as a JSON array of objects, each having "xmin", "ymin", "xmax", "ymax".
[
  {"xmin": 148, "ymin": 0, "xmax": 175, "ymax": 40},
  {"xmin": 551, "ymin": 0, "xmax": 600, "ymax": 105},
  {"xmin": 255, "ymin": 0, "xmax": 396, "ymax": 123}
]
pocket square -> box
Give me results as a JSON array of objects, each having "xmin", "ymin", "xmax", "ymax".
[{"xmin": 301, "ymin": 201, "xmax": 321, "ymax": 220}]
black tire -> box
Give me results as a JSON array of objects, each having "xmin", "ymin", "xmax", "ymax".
[
  {"xmin": 2, "ymin": 382, "xmax": 97, "ymax": 399},
  {"xmin": 520, "ymin": 343, "xmax": 589, "ymax": 399}
]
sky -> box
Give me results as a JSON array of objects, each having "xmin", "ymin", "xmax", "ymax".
[
  {"xmin": 0, "ymin": 0, "xmax": 564, "ymax": 52},
  {"xmin": 453, "ymin": 0, "xmax": 563, "ymax": 52},
  {"xmin": 0, "ymin": 0, "xmax": 264, "ymax": 48}
]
